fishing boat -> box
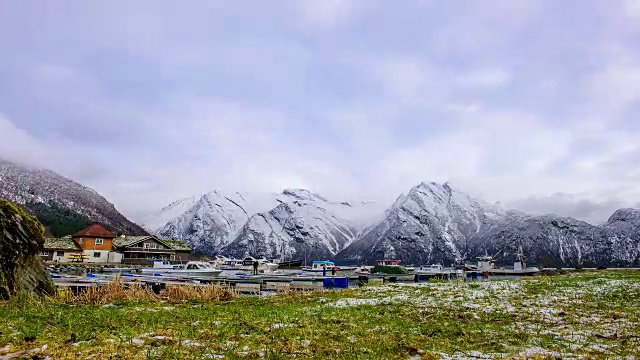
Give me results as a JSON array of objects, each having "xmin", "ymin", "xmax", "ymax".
[
  {"xmin": 140, "ymin": 260, "xmax": 222, "ymax": 277},
  {"xmin": 474, "ymin": 248, "xmax": 540, "ymax": 276}
]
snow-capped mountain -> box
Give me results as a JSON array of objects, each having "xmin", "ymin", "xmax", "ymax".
[
  {"xmin": 335, "ymin": 182, "xmax": 509, "ymax": 265},
  {"xmin": 221, "ymin": 190, "xmax": 381, "ymax": 260},
  {"xmin": 150, "ymin": 181, "xmax": 640, "ymax": 267},
  {"xmin": 337, "ymin": 182, "xmax": 640, "ymax": 267},
  {"xmin": 150, "ymin": 188, "xmax": 383, "ymax": 256},
  {"xmin": 0, "ymin": 159, "xmax": 146, "ymax": 236}
]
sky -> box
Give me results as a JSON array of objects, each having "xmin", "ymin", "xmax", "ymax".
[{"xmin": 1, "ymin": 0, "xmax": 640, "ymax": 224}]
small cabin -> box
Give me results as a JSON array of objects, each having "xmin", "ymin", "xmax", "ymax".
[{"xmin": 376, "ymin": 259, "xmax": 401, "ymax": 266}]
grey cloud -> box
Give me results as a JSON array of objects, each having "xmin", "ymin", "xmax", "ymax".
[{"xmin": 508, "ymin": 193, "xmax": 640, "ymax": 225}]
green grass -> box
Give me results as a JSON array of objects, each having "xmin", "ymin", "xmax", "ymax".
[{"xmin": 1, "ymin": 271, "xmax": 639, "ymax": 359}]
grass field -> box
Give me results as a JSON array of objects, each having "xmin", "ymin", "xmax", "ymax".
[{"xmin": 1, "ymin": 271, "xmax": 639, "ymax": 359}]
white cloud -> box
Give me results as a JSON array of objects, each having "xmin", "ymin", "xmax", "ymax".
[
  {"xmin": 624, "ymin": 0, "xmax": 640, "ymax": 18},
  {"xmin": 456, "ymin": 68, "xmax": 511, "ymax": 89},
  {"xmin": 293, "ymin": 0, "xmax": 356, "ymax": 32},
  {"xmin": 0, "ymin": 114, "xmax": 48, "ymax": 167}
]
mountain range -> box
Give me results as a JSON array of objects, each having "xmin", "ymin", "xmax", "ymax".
[
  {"xmin": 1, "ymin": 158, "xmax": 638, "ymax": 267},
  {"xmin": 0, "ymin": 159, "xmax": 147, "ymax": 237},
  {"xmin": 148, "ymin": 182, "xmax": 640, "ymax": 267}
]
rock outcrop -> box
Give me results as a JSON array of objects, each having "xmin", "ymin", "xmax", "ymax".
[{"xmin": 0, "ymin": 199, "xmax": 55, "ymax": 299}]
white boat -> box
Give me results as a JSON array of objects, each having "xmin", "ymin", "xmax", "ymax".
[
  {"xmin": 413, "ymin": 264, "xmax": 462, "ymax": 276},
  {"xmin": 140, "ymin": 261, "xmax": 222, "ymax": 277},
  {"xmin": 210, "ymin": 256, "xmax": 243, "ymax": 270},
  {"xmin": 302, "ymin": 260, "xmax": 341, "ymax": 274},
  {"xmin": 240, "ymin": 257, "xmax": 279, "ymax": 272},
  {"xmin": 354, "ymin": 265, "xmax": 373, "ymax": 275}
]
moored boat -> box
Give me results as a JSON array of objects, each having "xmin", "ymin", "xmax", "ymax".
[
  {"xmin": 474, "ymin": 248, "xmax": 540, "ymax": 276},
  {"xmin": 240, "ymin": 257, "xmax": 279, "ymax": 272},
  {"xmin": 302, "ymin": 260, "xmax": 337, "ymax": 274},
  {"xmin": 413, "ymin": 264, "xmax": 461, "ymax": 276},
  {"xmin": 140, "ymin": 260, "xmax": 222, "ymax": 277}
]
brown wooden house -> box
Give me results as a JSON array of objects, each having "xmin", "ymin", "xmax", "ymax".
[{"xmin": 71, "ymin": 223, "xmax": 118, "ymax": 263}]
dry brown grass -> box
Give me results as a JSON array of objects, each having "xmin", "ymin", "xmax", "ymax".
[
  {"xmin": 55, "ymin": 279, "xmax": 157, "ymax": 305},
  {"xmin": 162, "ymin": 284, "xmax": 237, "ymax": 303},
  {"xmin": 54, "ymin": 278, "xmax": 237, "ymax": 305}
]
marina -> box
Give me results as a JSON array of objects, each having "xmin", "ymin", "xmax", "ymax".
[{"xmin": 47, "ymin": 254, "xmax": 549, "ymax": 298}]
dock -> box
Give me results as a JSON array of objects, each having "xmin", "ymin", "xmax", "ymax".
[{"xmin": 50, "ymin": 271, "xmax": 428, "ymax": 296}]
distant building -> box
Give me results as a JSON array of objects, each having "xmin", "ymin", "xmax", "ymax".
[{"xmin": 40, "ymin": 223, "xmax": 194, "ymax": 264}]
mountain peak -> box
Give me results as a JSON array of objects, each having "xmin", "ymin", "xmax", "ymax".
[{"xmin": 282, "ymin": 188, "xmax": 327, "ymax": 202}]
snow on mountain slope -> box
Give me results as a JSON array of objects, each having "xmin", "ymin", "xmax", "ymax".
[
  {"xmin": 335, "ymin": 182, "xmax": 507, "ymax": 265},
  {"xmin": 336, "ymin": 182, "xmax": 640, "ymax": 267},
  {"xmin": 143, "ymin": 196, "xmax": 198, "ymax": 232},
  {"xmin": 0, "ymin": 159, "xmax": 147, "ymax": 236},
  {"xmin": 154, "ymin": 190, "xmax": 284, "ymax": 255},
  {"xmin": 222, "ymin": 191, "xmax": 375, "ymax": 260},
  {"xmin": 153, "ymin": 188, "xmax": 385, "ymax": 256}
]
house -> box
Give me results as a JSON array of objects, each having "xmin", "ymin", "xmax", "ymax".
[
  {"xmin": 40, "ymin": 223, "xmax": 194, "ymax": 264},
  {"xmin": 112, "ymin": 235, "xmax": 196, "ymax": 265},
  {"xmin": 41, "ymin": 237, "xmax": 83, "ymax": 262},
  {"xmin": 71, "ymin": 223, "xmax": 119, "ymax": 263}
]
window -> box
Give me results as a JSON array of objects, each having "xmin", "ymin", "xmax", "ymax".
[
  {"xmin": 39, "ymin": 251, "xmax": 49, "ymax": 256},
  {"xmin": 144, "ymin": 243, "xmax": 161, "ymax": 250},
  {"xmin": 93, "ymin": 252, "xmax": 101, "ymax": 258},
  {"xmin": 56, "ymin": 251, "xmax": 64, "ymax": 257},
  {"xmin": 95, "ymin": 238, "xmax": 104, "ymax": 245},
  {"xmin": 79, "ymin": 238, "xmax": 83, "ymax": 244}
]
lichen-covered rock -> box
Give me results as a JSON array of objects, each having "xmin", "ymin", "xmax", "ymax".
[{"xmin": 0, "ymin": 199, "xmax": 55, "ymax": 299}]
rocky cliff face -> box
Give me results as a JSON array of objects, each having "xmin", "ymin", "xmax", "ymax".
[
  {"xmin": 0, "ymin": 199, "xmax": 55, "ymax": 299},
  {"xmin": 0, "ymin": 159, "xmax": 147, "ymax": 236}
]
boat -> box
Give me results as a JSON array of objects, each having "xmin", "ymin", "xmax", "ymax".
[
  {"xmin": 140, "ymin": 260, "xmax": 222, "ymax": 277},
  {"xmin": 475, "ymin": 248, "xmax": 540, "ymax": 276},
  {"xmin": 354, "ymin": 265, "xmax": 373, "ymax": 275},
  {"xmin": 274, "ymin": 259, "xmax": 303, "ymax": 267},
  {"xmin": 376, "ymin": 259, "xmax": 402, "ymax": 267},
  {"xmin": 210, "ymin": 256, "xmax": 243, "ymax": 270},
  {"xmin": 302, "ymin": 260, "xmax": 337, "ymax": 273},
  {"xmin": 413, "ymin": 264, "xmax": 463, "ymax": 278},
  {"xmin": 240, "ymin": 257, "xmax": 279, "ymax": 272}
]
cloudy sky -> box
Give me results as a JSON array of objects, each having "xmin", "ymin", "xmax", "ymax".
[{"xmin": 1, "ymin": 0, "xmax": 639, "ymax": 224}]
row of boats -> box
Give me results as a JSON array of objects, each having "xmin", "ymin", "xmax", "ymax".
[{"xmin": 133, "ymin": 253, "xmax": 540, "ymax": 278}]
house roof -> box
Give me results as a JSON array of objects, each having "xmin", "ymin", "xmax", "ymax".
[
  {"xmin": 44, "ymin": 237, "xmax": 82, "ymax": 251},
  {"xmin": 72, "ymin": 223, "xmax": 115, "ymax": 239},
  {"xmin": 112, "ymin": 235, "xmax": 153, "ymax": 248},
  {"xmin": 160, "ymin": 239, "xmax": 191, "ymax": 251}
]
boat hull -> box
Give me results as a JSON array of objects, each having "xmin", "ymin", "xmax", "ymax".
[{"xmin": 277, "ymin": 260, "xmax": 303, "ymax": 267}]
